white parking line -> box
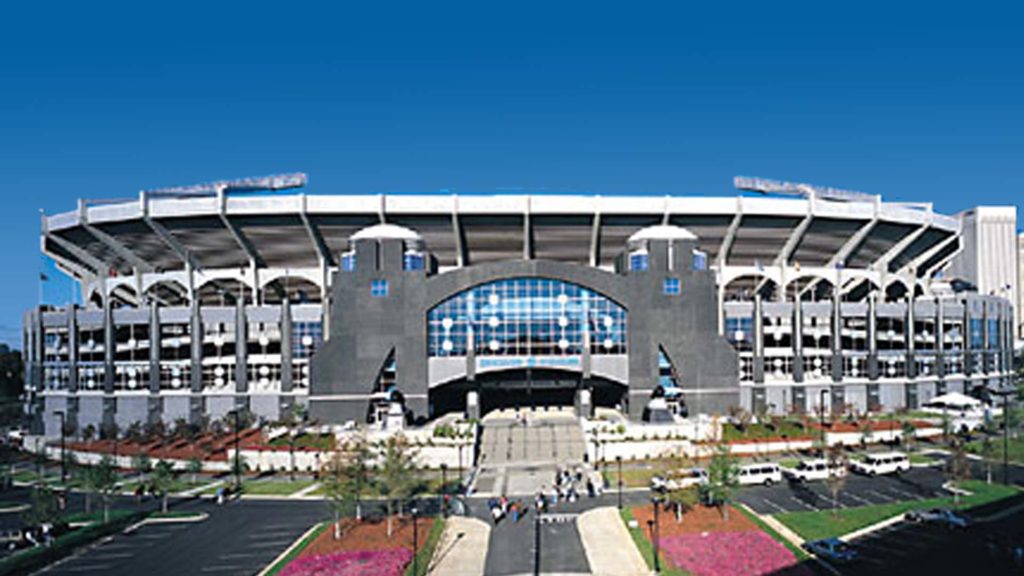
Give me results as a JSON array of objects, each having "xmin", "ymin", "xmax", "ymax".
[
  {"xmin": 791, "ymin": 497, "xmax": 818, "ymax": 511},
  {"xmin": 200, "ymin": 566, "xmax": 245, "ymax": 572},
  {"xmin": 89, "ymin": 552, "xmax": 134, "ymax": 560},
  {"xmin": 761, "ymin": 498, "xmax": 789, "ymax": 514},
  {"xmin": 846, "ymin": 492, "xmax": 873, "ymax": 506},
  {"xmin": 60, "ymin": 565, "xmax": 114, "ymax": 572},
  {"xmin": 868, "ymin": 490, "xmax": 895, "ymax": 502},
  {"xmin": 888, "ymin": 488, "xmax": 922, "ymax": 500},
  {"xmin": 245, "ymin": 530, "xmax": 298, "ymax": 539},
  {"xmin": 219, "ymin": 552, "xmax": 259, "ymax": 560}
]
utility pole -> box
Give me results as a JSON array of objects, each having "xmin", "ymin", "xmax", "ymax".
[{"xmin": 55, "ymin": 411, "xmax": 66, "ymax": 484}]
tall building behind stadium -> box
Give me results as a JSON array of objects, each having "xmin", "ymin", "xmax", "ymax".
[{"xmin": 22, "ymin": 174, "xmax": 1019, "ymax": 437}]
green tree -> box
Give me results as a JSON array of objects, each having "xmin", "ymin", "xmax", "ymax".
[
  {"xmin": 90, "ymin": 456, "xmax": 119, "ymax": 523},
  {"xmin": 858, "ymin": 420, "xmax": 874, "ymax": 449},
  {"xmin": 322, "ymin": 435, "xmax": 375, "ymax": 539},
  {"xmin": 666, "ymin": 485, "xmax": 700, "ymax": 524},
  {"xmin": 21, "ymin": 485, "xmax": 60, "ymax": 529},
  {"xmin": 378, "ymin": 434, "xmax": 420, "ymax": 537},
  {"xmin": 900, "ymin": 420, "xmax": 917, "ymax": 452},
  {"xmin": 230, "ymin": 453, "xmax": 247, "ymax": 492},
  {"xmin": 702, "ymin": 445, "xmax": 739, "ymax": 520},
  {"xmin": 150, "ymin": 460, "xmax": 176, "ymax": 513},
  {"xmin": 186, "ymin": 457, "xmax": 203, "ymax": 486},
  {"xmin": 131, "ymin": 452, "xmax": 152, "ymax": 483},
  {"xmin": 979, "ymin": 436, "xmax": 995, "ymax": 484},
  {"xmin": 825, "ymin": 444, "xmax": 848, "ymax": 516},
  {"xmin": 947, "ymin": 436, "xmax": 972, "ymax": 504}
]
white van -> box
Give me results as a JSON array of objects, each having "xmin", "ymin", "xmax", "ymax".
[
  {"xmin": 849, "ymin": 452, "xmax": 910, "ymax": 476},
  {"xmin": 650, "ymin": 467, "xmax": 708, "ymax": 492},
  {"xmin": 782, "ymin": 459, "xmax": 847, "ymax": 483},
  {"xmin": 737, "ymin": 463, "xmax": 783, "ymax": 486}
]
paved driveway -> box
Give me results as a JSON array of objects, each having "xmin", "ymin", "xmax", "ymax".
[
  {"xmin": 38, "ymin": 499, "xmax": 327, "ymax": 576},
  {"xmin": 737, "ymin": 466, "xmax": 948, "ymax": 514}
]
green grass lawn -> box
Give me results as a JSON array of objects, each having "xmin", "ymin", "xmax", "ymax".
[
  {"xmin": 776, "ymin": 480, "xmax": 1020, "ymax": 541},
  {"xmin": 967, "ymin": 436, "xmax": 1024, "ymax": 465},
  {"xmin": 243, "ymin": 480, "xmax": 315, "ymax": 495},
  {"xmin": 120, "ymin": 478, "xmax": 208, "ymax": 494},
  {"xmin": 735, "ymin": 505, "xmax": 809, "ymax": 561},
  {"xmin": 602, "ymin": 466, "xmax": 661, "ymax": 489},
  {"xmin": 619, "ymin": 507, "xmax": 689, "ymax": 576},
  {"xmin": 908, "ymin": 453, "xmax": 940, "ymax": 465},
  {"xmin": 404, "ymin": 515, "xmax": 446, "ymax": 576},
  {"xmin": 149, "ymin": 510, "xmax": 206, "ymax": 520},
  {"xmin": 268, "ymin": 433, "xmax": 336, "ymax": 451}
]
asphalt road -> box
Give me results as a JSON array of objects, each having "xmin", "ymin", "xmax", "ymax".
[
  {"xmin": 36, "ymin": 498, "xmax": 328, "ymax": 576},
  {"xmin": 837, "ymin": 493, "xmax": 1024, "ymax": 575},
  {"xmin": 737, "ymin": 466, "xmax": 949, "ymax": 515}
]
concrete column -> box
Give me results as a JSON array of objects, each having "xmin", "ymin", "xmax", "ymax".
[
  {"xmin": 905, "ymin": 298, "xmax": 916, "ymax": 379},
  {"xmin": 281, "ymin": 299, "xmax": 293, "ymax": 393},
  {"xmin": 67, "ymin": 305, "xmax": 79, "ymax": 393},
  {"xmin": 235, "ymin": 301, "xmax": 248, "ymax": 412},
  {"xmin": 753, "ymin": 294, "xmax": 764, "ymax": 383},
  {"xmin": 189, "ymin": 299, "xmax": 204, "ymax": 423},
  {"xmin": 867, "ymin": 294, "xmax": 879, "ymax": 380},
  {"xmin": 792, "ymin": 301, "xmax": 804, "ymax": 383},
  {"xmin": 148, "ymin": 301, "xmax": 162, "ymax": 425},
  {"xmin": 963, "ymin": 299, "xmax": 974, "ymax": 376},
  {"xmin": 981, "ymin": 301, "xmax": 990, "ymax": 374},
  {"xmin": 102, "ymin": 293, "xmax": 115, "ymax": 433},
  {"xmin": 831, "ymin": 292, "xmax": 843, "ymax": 382},
  {"xmin": 935, "ymin": 298, "xmax": 945, "ymax": 379}
]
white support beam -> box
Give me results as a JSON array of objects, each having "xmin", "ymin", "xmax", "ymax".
[
  {"xmin": 78, "ymin": 202, "xmax": 155, "ymax": 273},
  {"xmin": 716, "ymin": 202, "xmax": 744, "ymax": 268},
  {"xmin": 523, "ymin": 197, "xmax": 532, "ymax": 260},
  {"xmin": 140, "ymin": 192, "xmax": 202, "ymax": 272},
  {"xmin": 217, "ymin": 190, "xmax": 266, "ymax": 268},
  {"xmin": 828, "ymin": 217, "xmax": 877, "ymax": 268},
  {"xmin": 44, "ymin": 232, "xmax": 108, "ymax": 276},
  {"xmin": 451, "ymin": 197, "xmax": 466, "ymax": 267},
  {"xmin": 299, "ymin": 194, "xmax": 335, "ymax": 267},
  {"xmin": 775, "ymin": 213, "xmax": 814, "ymax": 266},
  {"xmin": 589, "ymin": 202, "xmax": 601, "ymax": 268}
]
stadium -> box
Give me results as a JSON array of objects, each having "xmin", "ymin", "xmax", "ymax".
[{"xmin": 23, "ymin": 174, "xmax": 1017, "ymax": 437}]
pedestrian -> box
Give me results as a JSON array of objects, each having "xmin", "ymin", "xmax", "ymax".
[
  {"xmin": 216, "ymin": 486, "xmax": 225, "ymax": 506},
  {"xmin": 586, "ymin": 478, "xmax": 595, "ymax": 498},
  {"xmin": 510, "ymin": 501, "xmax": 519, "ymax": 523}
]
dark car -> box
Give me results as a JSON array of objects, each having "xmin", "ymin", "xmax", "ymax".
[
  {"xmin": 803, "ymin": 537, "xmax": 858, "ymax": 562},
  {"xmin": 905, "ymin": 508, "xmax": 969, "ymax": 528}
]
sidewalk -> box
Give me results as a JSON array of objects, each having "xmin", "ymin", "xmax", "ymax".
[
  {"xmin": 426, "ymin": 516, "xmax": 490, "ymax": 576},
  {"xmin": 578, "ymin": 507, "xmax": 650, "ymax": 576}
]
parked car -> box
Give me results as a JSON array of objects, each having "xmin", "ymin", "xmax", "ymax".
[
  {"xmin": 737, "ymin": 462, "xmax": 783, "ymax": 486},
  {"xmin": 849, "ymin": 451, "xmax": 910, "ymax": 476},
  {"xmin": 905, "ymin": 507, "xmax": 970, "ymax": 528},
  {"xmin": 803, "ymin": 537, "xmax": 858, "ymax": 562},
  {"xmin": 782, "ymin": 459, "xmax": 846, "ymax": 483},
  {"xmin": 650, "ymin": 467, "xmax": 708, "ymax": 492}
]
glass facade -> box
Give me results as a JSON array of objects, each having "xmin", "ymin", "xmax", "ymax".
[
  {"xmin": 663, "ymin": 278, "xmax": 680, "ymax": 295},
  {"xmin": 427, "ymin": 277, "xmax": 627, "ymax": 357},
  {"xmin": 692, "ymin": 250, "xmax": 708, "ymax": 270},
  {"xmin": 371, "ymin": 279, "xmax": 389, "ymax": 297},
  {"xmin": 628, "ymin": 251, "xmax": 648, "ymax": 271}
]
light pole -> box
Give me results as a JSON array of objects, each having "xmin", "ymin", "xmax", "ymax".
[
  {"xmin": 232, "ymin": 410, "xmax": 241, "ymax": 492},
  {"xmin": 411, "ymin": 506, "xmax": 420, "ymax": 576},
  {"xmin": 440, "ymin": 463, "xmax": 448, "ymax": 516},
  {"xmin": 616, "ymin": 455, "xmax": 623, "ymax": 509},
  {"xmin": 54, "ymin": 411, "xmax": 66, "ymax": 484},
  {"xmin": 533, "ymin": 504, "xmax": 542, "ymax": 576},
  {"xmin": 819, "ymin": 389, "xmax": 828, "ymax": 455},
  {"xmin": 649, "ymin": 496, "xmax": 662, "ymax": 573},
  {"xmin": 999, "ymin": 390, "xmax": 1012, "ymax": 485}
]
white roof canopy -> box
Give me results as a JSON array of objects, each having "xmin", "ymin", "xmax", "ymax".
[{"xmin": 923, "ymin": 392, "xmax": 982, "ymax": 408}]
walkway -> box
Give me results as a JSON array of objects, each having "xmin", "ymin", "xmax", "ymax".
[
  {"xmin": 577, "ymin": 507, "xmax": 649, "ymax": 576},
  {"xmin": 427, "ymin": 516, "xmax": 490, "ymax": 576}
]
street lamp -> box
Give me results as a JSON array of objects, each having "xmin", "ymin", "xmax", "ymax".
[
  {"xmin": 54, "ymin": 411, "xmax": 66, "ymax": 484},
  {"xmin": 649, "ymin": 496, "xmax": 662, "ymax": 573},
  {"xmin": 616, "ymin": 455, "xmax": 623, "ymax": 509},
  {"xmin": 533, "ymin": 504, "xmax": 542, "ymax": 576},
  {"xmin": 411, "ymin": 506, "xmax": 420, "ymax": 576},
  {"xmin": 819, "ymin": 389, "xmax": 828, "ymax": 454},
  {"xmin": 440, "ymin": 463, "xmax": 448, "ymax": 517}
]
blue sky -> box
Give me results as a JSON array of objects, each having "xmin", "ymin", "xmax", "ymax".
[{"xmin": 1, "ymin": 2, "xmax": 1022, "ymax": 347}]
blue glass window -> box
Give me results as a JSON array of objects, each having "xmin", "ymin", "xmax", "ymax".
[
  {"xmin": 658, "ymin": 348, "xmax": 680, "ymax": 388},
  {"xmin": 987, "ymin": 319, "xmax": 999, "ymax": 347},
  {"xmin": 341, "ymin": 253, "xmax": 356, "ymax": 272},
  {"xmin": 692, "ymin": 250, "xmax": 707, "ymax": 271},
  {"xmin": 969, "ymin": 318, "xmax": 983, "ymax": 348},
  {"xmin": 291, "ymin": 321, "xmax": 322, "ymax": 359},
  {"xmin": 403, "ymin": 252, "xmax": 424, "ymax": 271},
  {"xmin": 663, "ymin": 278, "xmax": 680, "ymax": 295},
  {"xmin": 629, "ymin": 252, "xmax": 648, "ymax": 271},
  {"xmin": 371, "ymin": 279, "xmax": 389, "ymax": 297},
  {"xmin": 426, "ymin": 277, "xmax": 627, "ymax": 357}
]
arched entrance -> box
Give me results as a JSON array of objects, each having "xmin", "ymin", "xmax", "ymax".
[{"xmin": 429, "ymin": 369, "xmax": 627, "ymax": 419}]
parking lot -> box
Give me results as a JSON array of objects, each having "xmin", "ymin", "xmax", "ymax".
[
  {"xmin": 736, "ymin": 466, "xmax": 948, "ymax": 515},
  {"xmin": 37, "ymin": 499, "xmax": 326, "ymax": 576}
]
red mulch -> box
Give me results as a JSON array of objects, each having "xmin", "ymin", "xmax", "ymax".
[
  {"xmin": 807, "ymin": 419, "xmax": 933, "ymax": 433},
  {"xmin": 631, "ymin": 504, "xmax": 757, "ymax": 537},
  {"xmin": 300, "ymin": 517, "xmax": 435, "ymax": 558},
  {"xmin": 64, "ymin": 428, "xmax": 264, "ymax": 461}
]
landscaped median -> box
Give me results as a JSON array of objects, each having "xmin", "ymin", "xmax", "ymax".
[
  {"xmin": 621, "ymin": 504, "xmax": 812, "ymax": 576},
  {"xmin": 775, "ymin": 480, "xmax": 1021, "ymax": 542},
  {"xmin": 263, "ymin": 515, "xmax": 446, "ymax": 576}
]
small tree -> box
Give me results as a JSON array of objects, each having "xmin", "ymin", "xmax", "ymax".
[
  {"xmin": 92, "ymin": 456, "xmax": 119, "ymax": 523},
  {"xmin": 21, "ymin": 486, "xmax": 60, "ymax": 529},
  {"xmin": 186, "ymin": 457, "xmax": 203, "ymax": 486},
  {"xmin": 82, "ymin": 424, "xmax": 97, "ymax": 443},
  {"xmin": 702, "ymin": 445, "xmax": 739, "ymax": 520},
  {"xmin": 900, "ymin": 420, "xmax": 917, "ymax": 452},
  {"xmin": 825, "ymin": 444, "xmax": 847, "ymax": 516},
  {"xmin": 322, "ymin": 435, "xmax": 375, "ymax": 539},
  {"xmin": 131, "ymin": 452, "xmax": 152, "ymax": 483},
  {"xmin": 150, "ymin": 460, "xmax": 176, "ymax": 513},
  {"xmin": 666, "ymin": 485, "xmax": 700, "ymax": 524},
  {"xmin": 858, "ymin": 420, "xmax": 874, "ymax": 449},
  {"xmin": 979, "ymin": 436, "xmax": 995, "ymax": 484},
  {"xmin": 947, "ymin": 436, "xmax": 971, "ymax": 504},
  {"xmin": 378, "ymin": 434, "xmax": 420, "ymax": 537}
]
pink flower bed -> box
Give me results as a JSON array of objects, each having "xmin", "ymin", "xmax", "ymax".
[
  {"xmin": 660, "ymin": 530, "xmax": 812, "ymax": 576},
  {"xmin": 280, "ymin": 549, "xmax": 413, "ymax": 576}
]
